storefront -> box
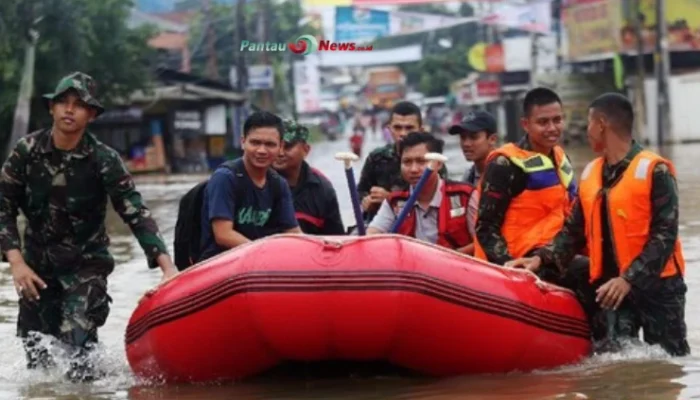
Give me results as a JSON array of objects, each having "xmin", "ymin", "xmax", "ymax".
[{"xmin": 89, "ymin": 68, "xmax": 246, "ymax": 174}]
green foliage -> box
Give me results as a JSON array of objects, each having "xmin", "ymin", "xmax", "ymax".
[
  {"xmin": 187, "ymin": 0, "xmax": 320, "ymax": 108},
  {"xmin": 372, "ymin": 3, "xmax": 479, "ymax": 97},
  {"xmin": 0, "ymin": 0, "xmax": 157, "ymax": 141}
]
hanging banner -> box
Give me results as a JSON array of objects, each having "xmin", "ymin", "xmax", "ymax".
[
  {"xmin": 620, "ymin": 0, "xmax": 700, "ymax": 52},
  {"xmin": 481, "ymin": 1, "xmax": 553, "ymax": 34},
  {"xmin": 305, "ymin": 0, "xmax": 456, "ymax": 5},
  {"xmin": 389, "ymin": 10, "xmax": 464, "ymax": 35},
  {"xmin": 563, "ymin": 0, "xmax": 622, "ymax": 61},
  {"xmin": 294, "ymin": 56, "xmax": 322, "ymax": 114},
  {"xmin": 334, "ymin": 6, "xmax": 390, "ymax": 42}
]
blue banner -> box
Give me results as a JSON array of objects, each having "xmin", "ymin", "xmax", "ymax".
[{"xmin": 334, "ymin": 6, "xmax": 390, "ymax": 42}]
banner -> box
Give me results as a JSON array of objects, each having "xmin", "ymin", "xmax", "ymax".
[
  {"xmin": 503, "ymin": 36, "xmax": 557, "ymax": 72},
  {"xmin": 334, "ymin": 6, "xmax": 390, "ymax": 42},
  {"xmin": 305, "ymin": 0, "xmax": 453, "ymax": 5},
  {"xmin": 482, "ymin": 1, "xmax": 553, "ymax": 34},
  {"xmin": 294, "ymin": 56, "xmax": 322, "ymax": 114},
  {"xmin": 317, "ymin": 44, "xmax": 422, "ymax": 67},
  {"xmin": 563, "ymin": 0, "xmax": 622, "ymax": 61},
  {"xmin": 620, "ymin": 0, "xmax": 700, "ymax": 52},
  {"xmin": 389, "ymin": 10, "xmax": 464, "ymax": 35}
]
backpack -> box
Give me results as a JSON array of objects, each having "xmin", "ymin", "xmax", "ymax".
[{"xmin": 173, "ymin": 160, "xmax": 283, "ymax": 271}]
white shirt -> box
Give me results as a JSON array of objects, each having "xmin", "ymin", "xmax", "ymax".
[{"xmin": 369, "ymin": 179, "xmax": 445, "ymax": 244}]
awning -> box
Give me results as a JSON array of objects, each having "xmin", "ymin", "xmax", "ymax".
[
  {"xmin": 92, "ymin": 107, "xmax": 144, "ymax": 124},
  {"xmin": 127, "ymin": 84, "xmax": 246, "ymax": 104}
]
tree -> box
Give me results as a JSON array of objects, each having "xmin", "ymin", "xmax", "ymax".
[
  {"xmin": 0, "ymin": 0, "xmax": 157, "ymax": 150},
  {"xmin": 371, "ymin": 3, "xmax": 478, "ymax": 97},
  {"xmin": 458, "ymin": 3, "xmax": 475, "ymax": 17},
  {"xmin": 187, "ymin": 0, "xmax": 320, "ymax": 109}
]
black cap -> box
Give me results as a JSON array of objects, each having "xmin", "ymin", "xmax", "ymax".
[{"xmin": 448, "ymin": 110, "xmax": 497, "ymax": 135}]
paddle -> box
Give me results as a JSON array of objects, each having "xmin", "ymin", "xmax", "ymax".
[
  {"xmin": 335, "ymin": 151, "xmax": 366, "ymax": 236},
  {"xmin": 390, "ymin": 152, "xmax": 448, "ymax": 234}
]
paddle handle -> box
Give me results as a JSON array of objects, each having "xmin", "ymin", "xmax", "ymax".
[
  {"xmin": 389, "ymin": 162, "xmax": 439, "ymax": 234},
  {"xmin": 344, "ymin": 166, "xmax": 366, "ymax": 236}
]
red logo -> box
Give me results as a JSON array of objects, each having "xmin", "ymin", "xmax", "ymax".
[{"xmin": 288, "ymin": 40, "xmax": 307, "ymax": 54}]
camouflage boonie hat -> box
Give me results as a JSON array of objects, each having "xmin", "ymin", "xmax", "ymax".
[
  {"xmin": 282, "ymin": 119, "xmax": 310, "ymax": 143},
  {"xmin": 43, "ymin": 72, "xmax": 104, "ymax": 115}
]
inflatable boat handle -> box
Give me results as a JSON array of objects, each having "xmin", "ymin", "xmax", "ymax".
[
  {"xmin": 335, "ymin": 152, "xmax": 366, "ymax": 235},
  {"xmin": 390, "ymin": 153, "xmax": 448, "ymax": 233}
]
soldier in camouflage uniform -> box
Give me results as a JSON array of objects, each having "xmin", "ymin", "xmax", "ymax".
[
  {"xmin": 506, "ymin": 93, "xmax": 689, "ymax": 357},
  {"xmin": 0, "ymin": 72, "xmax": 179, "ymax": 381},
  {"xmin": 474, "ymin": 87, "xmax": 583, "ymax": 286},
  {"xmin": 357, "ymin": 101, "xmax": 447, "ymax": 224},
  {"xmin": 273, "ymin": 120, "xmax": 345, "ymax": 235}
]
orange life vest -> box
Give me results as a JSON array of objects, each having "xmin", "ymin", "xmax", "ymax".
[
  {"xmin": 474, "ymin": 143, "xmax": 576, "ymax": 261},
  {"xmin": 388, "ymin": 180, "xmax": 473, "ymax": 249},
  {"xmin": 578, "ymin": 150, "xmax": 685, "ymax": 283}
]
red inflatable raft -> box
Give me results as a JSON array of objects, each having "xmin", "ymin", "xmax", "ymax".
[{"xmin": 125, "ymin": 235, "xmax": 591, "ymax": 383}]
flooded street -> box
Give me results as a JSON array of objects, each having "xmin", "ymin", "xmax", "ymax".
[{"xmin": 1, "ymin": 131, "xmax": 700, "ymax": 399}]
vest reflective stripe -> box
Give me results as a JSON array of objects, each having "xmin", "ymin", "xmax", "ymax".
[
  {"xmin": 578, "ymin": 151, "xmax": 686, "ymax": 282},
  {"xmin": 474, "ymin": 143, "xmax": 575, "ymax": 261},
  {"xmin": 507, "ymin": 148, "xmax": 576, "ymax": 200}
]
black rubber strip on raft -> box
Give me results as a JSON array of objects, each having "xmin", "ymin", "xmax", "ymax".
[
  {"xmin": 126, "ymin": 276, "xmax": 589, "ymax": 342},
  {"xmin": 125, "ymin": 270, "xmax": 591, "ymax": 344},
  {"xmin": 127, "ymin": 270, "xmax": 589, "ymax": 335}
]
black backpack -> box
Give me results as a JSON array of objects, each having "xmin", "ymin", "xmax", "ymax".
[{"xmin": 173, "ymin": 160, "xmax": 283, "ymax": 271}]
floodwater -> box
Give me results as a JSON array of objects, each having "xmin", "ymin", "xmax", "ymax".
[{"xmin": 1, "ymin": 130, "xmax": 699, "ymax": 400}]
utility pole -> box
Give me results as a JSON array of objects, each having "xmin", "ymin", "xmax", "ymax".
[
  {"xmin": 632, "ymin": 0, "xmax": 647, "ymax": 143},
  {"xmin": 287, "ymin": 0, "xmax": 302, "ymax": 119},
  {"xmin": 554, "ymin": 0, "xmax": 563, "ymax": 69},
  {"xmin": 258, "ymin": 0, "xmax": 273, "ymax": 111},
  {"xmin": 529, "ymin": 31, "xmax": 538, "ymax": 88},
  {"xmin": 655, "ymin": 0, "xmax": 671, "ymax": 146},
  {"xmin": 231, "ymin": 0, "xmax": 248, "ymax": 157},
  {"xmin": 234, "ymin": 0, "xmax": 247, "ymax": 93},
  {"xmin": 203, "ymin": 0, "xmax": 219, "ymax": 80},
  {"xmin": 6, "ymin": 18, "xmax": 40, "ymax": 160},
  {"xmin": 286, "ymin": 51, "xmax": 298, "ymax": 120},
  {"xmin": 485, "ymin": 1, "xmax": 494, "ymax": 44}
]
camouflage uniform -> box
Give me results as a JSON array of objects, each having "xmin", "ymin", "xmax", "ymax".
[
  {"xmin": 474, "ymin": 136, "xmax": 583, "ymax": 286},
  {"xmin": 0, "ymin": 72, "xmax": 169, "ymax": 375},
  {"xmin": 357, "ymin": 143, "xmax": 448, "ymax": 222},
  {"xmin": 538, "ymin": 142, "xmax": 689, "ymax": 356}
]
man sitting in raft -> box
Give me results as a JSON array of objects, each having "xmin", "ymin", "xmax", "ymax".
[
  {"xmin": 366, "ymin": 132, "xmax": 474, "ymax": 254},
  {"xmin": 506, "ymin": 93, "xmax": 689, "ymax": 356},
  {"xmin": 273, "ymin": 119, "xmax": 345, "ymax": 235},
  {"xmin": 474, "ymin": 87, "xmax": 588, "ymax": 287},
  {"xmin": 447, "ymin": 110, "xmax": 499, "ymax": 241},
  {"xmin": 199, "ymin": 111, "xmax": 301, "ymax": 262},
  {"xmin": 357, "ymin": 101, "xmax": 447, "ymax": 224}
]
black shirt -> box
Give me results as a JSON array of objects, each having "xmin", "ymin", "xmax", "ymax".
[{"xmin": 291, "ymin": 162, "xmax": 345, "ymax": 235}]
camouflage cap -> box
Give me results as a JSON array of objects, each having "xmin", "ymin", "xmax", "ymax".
[
  {"xmin": 282, "ymin": 119, "xmax": 310, "ymax": 143},
  {"xmin": 43, "ymin": 72, "xmax": 104, "ymax": 115}
]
